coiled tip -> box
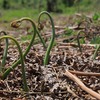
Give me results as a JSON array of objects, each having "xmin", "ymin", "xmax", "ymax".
[
  {"xmin": 38, "ymin": 23, "xmax": 44, "ymax": 31},
  {"xmin": 11, "ymin": 20, "xmax": 21, "ymax": 28}
]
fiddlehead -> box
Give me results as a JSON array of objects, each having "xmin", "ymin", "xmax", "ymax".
[
  {"xmin": 11, "ymin": 17, "xmax": 46, "ymax": 48},
  {"xmin": 0, "ymin": 31, "xmax": 8, "ymax": 72},
  {"xmin": 38, "ymin": 11, "xmax": 55, "ymax": 65},
  {"xmin": 77, "ymin": 31, "xmax": 86, "ymax": 53},
  {"xmin": 0, "ymin": 36, "xmax": 28, "ymax": 92},
  {"xmin": 11, "ymin": 17, "xmax": 37, "ymax": 56},
  {"xmin": 2, "ymin": 18, "xmax": 39, "ymax": 79}
]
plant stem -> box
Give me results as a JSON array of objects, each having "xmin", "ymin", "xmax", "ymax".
[
  {"xmin": 77, "ymin": 31, "xmax": 85, "ymax": 53},
  {"xmin": 0, "ymin": 31, "xmax": 8, "ymax": 72},
  {"xmin": 93, "ymin": 44, "xmax": 100, "ymax": 60},
  {"xmin": 0, "ymin": 36, "xmax": 28, "ymax": 92},
  {"xmin": 36, "ymin": 29, "xmax": 46, "ymax": 48},
  {"xmin": 2, "ymin": 18, "xmax": 37, "ymax": 79},
  {"xmin": 11, "ymin": 17, "xmax": 46, "ymax": 48},
  {"xmin": 38, "ymin": 11, "xmax": 55, "ymax": 65}
]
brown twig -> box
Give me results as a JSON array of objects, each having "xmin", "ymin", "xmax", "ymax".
[
  {"xmin": 5, "ymin": 80, "xmax": 11, "ymax": 91},
  {"xmin": 52, "ymin": 25, "xmax": 84, "ymax": 30},
  {"xmin": 69, "ymin": 70, "xmax": 100, "ymax": 77},
  {"xmin": 64, "ymin": 70, "xmax": 100, "ymax": 99},
  {"xmin": 45, "ymin": 30, "xmax": 66, "ymax": 37},
  {"xmin": 54, "ymin": 26, "xmax": 66, "ymax": 29},
  {"xmin": 58, "ymin": 42, "xmax": 96, "ymax": 47}
]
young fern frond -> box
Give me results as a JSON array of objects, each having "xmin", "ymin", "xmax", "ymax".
[
  {"xmin": 0, "ymin": 31, "xmax": 8, "ymax": 72},
  {"xmin": 77, "ymin": 31, "xmax": 86, "ymax": 53},
  {"xmin": 2, "ymin": 18, "xmax": 38, "ymax": 79},
  {"xmin": 93, "ymin": 44, "xmax": 100, "ymax": 60},
  {"xmin": 0, "ymin": 36, "xmax": 28, "ymax": 92},
  {"xmin": 77, "ymin": 31, "xmax": 100, "ymax": 60},
  {"xmin": 11, "ymin": 17, "xmax": 46, "ymax": 48},
  {"xmin": 38, "ymin": 11, "xmax": 55, "ymax": 65}
]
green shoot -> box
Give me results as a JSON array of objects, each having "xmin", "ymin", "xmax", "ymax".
[
  {"xmin": 0, "ymin": 31, "xmax": 8, "ymax": 72},
  {"xmin": 0, "ymin": 35, "xmax": 28, "ymax": 92},
  {"xmin": 38, "ymin": 11, "xmax": 55, "ymax": 65}
]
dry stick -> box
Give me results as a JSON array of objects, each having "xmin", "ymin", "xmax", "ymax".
[
  {"xmin": 5, "ymin": 80, "xmax": 11, "ymax": 91},
  {"xmin": 52, "ymin": 25, "xmax": 84, "ymax": 30},
  {"xmin": 56, "ymin": 38, "xmax": 72, "ymax": 43},
  {"xmin": 45, "ymin": 30, "xmax": 66, "ymax": 37},
  {"xmin": 58, "ymin": 42, "xmax": 96, "ymax": 47},
  {"xmin": 64, "ymin": 70, "xmax": 100, "ymax": 99},
  {"xmin": 47, "ymin": 25, "xmax": 84, "ymax": 37},
  {"xmin": 69, "ymin": 70, "xmax": 100, "ymax": 77}
]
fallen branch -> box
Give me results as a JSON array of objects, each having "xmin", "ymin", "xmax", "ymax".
[
  {"xmin": 45, "ymin": 30, "xmax": 66, "ymax": 37},
  {"xmin": 58, "ymin": 42, "xmax": 96, "ymax": 47},
  {"xmin": 69, "ymin": 70, "xmax": 100, "ymax": 77},
  {"xmin": 54, "ymin": 26, "xmax": 66, "ymax": 29},
  {"xmin": 64, "ymin": 70, "xmax": 100, "ymax": 99},
  {"xmin": 52, "ymin": 25, "xmax": 84, "ymax": 30}
]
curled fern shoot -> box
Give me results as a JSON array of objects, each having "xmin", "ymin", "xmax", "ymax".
[
  {"xmin": 77, "ymin": 31, "xmax": 85, "ymax": 53},
  {"xmin": 93, "ymin": 44, "xmax": 100, "ymax": 60},
  {"xmin": 11, "ymin": 17, "xmax": 38, "ymax": 56},
  {"xmin": 38, "ymin": 11, "xmax": 55, "ymax": 65},
  {"xmin": 0, "ymin": 31, "xmax": 8, "ymax": 72},
  {"xmin": 2, "ymin": 18, "xmax": 38, "ymax": 79},
  {"xmin": 0, "ymin": 36, "xmax": 28, "ymax": 92},
  {"xmin": 11, "ymin": 17, "xmax": 46, "ymax": 48}
]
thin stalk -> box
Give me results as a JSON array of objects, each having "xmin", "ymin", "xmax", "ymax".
[
  {"xmin": 0, "ymin": 36, "xmax": 28, "ymax": 92},
  {"xmin": 93, "ymin": 44, "xmax": 100, "ymax": 60},
  {"xmin": 36, "ymin": 29, "xmax": 46, "ymax": 48},
  {"xmin": 77, "ymin": 31, "xmax": 85, "ymax": 53},
  {"xmin": 0, "ymin": 31, "xmax": 8, "ymax": 72},
  {"xmin": 38, "ymin": 11, "xmax": 55, "ymax": 65},
  {"xmin": 11, "ymin": 17, "xmax": 45, "ymax": 55},
  {"xmin": 2, "ymin": 18, "xmax": 37, "ymax": 79}
]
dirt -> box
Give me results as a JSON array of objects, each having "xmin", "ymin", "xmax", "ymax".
[{"xmin": 0, "ymin": 13, "xmax": 100, "ymax": 100}]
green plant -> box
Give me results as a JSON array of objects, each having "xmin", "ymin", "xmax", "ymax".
[
  {"xmin": 93, "ymin": 44, "xmax": 100, "ymax": 60},
  {"xmin": 92, "ymin": 13, "xmax": 99, "ymax": 21},
  {"xmin": 0, "ymin": 31, "xmax": 8, "ymax": 72},
  {"xmin": 64, "ymin": 28, "xmax": 73, "ymax": 36},
  {"xmin": 38, "ymin": 11, "xmax": 55, "ymax": 65},
  {"xmin": 90, "ymin": 36, "xmax": 100, "ymax": 44},
  {"xmin": 0, "ymin": 35, "xmax": 28, "ymax": 92},
  {"xmin": 11, "ymin": 17, "xmax": 46, "ymax": 48},
  {"xmin": 2, "ymin": 17, "xmax": 43, "ymax": 79},
  {"xmin": 77, "ymin": 31, "xmax": 86, "ymax": 53},
  {"xmin": 77, "ymin": 31, "xmax": 100, "ymax": 60}
]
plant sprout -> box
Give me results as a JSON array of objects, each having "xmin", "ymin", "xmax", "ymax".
[
  {"xmin": 77, "ymin": 30, "xmax": 100, "ymax": 60},
  {"xmin": 38, "ymin": 11, "xmax": 55, "ymax": 65},
  {"xmin": 11, "ymin": 17, "xmax": 46, "ymax": 48},
  {"xmin": 93, "ymin": 44, "xmax": 100, "ymax": 60},
  {"xmin": 2, "ymin": 17, "xmax": 45, "ymax": 79},
  {"xmin": 0, "ymin": 35, "xmax": 28, "ymax": 92},
  {"xmin": 77, "ymin": 30, "xmax": 86, "ymax": 53},
  {"xmin": 0, "ymin": 31, "xmax": 8, "ymax": 72}
]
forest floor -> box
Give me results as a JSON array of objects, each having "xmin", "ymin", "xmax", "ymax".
[{"xmin": 0, "ymin": 13, "xmax": 100, "ymax": 100}]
